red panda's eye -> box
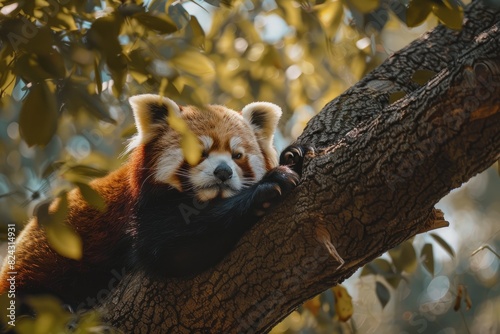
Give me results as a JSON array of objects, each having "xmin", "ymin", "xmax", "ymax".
[
  {"xmin": 232, "ymin": 153, "xmax": 243, "ymax": 160},
  {"xmin": 202, "ymin": 150, "xmax": 209, "ymax": 158}
]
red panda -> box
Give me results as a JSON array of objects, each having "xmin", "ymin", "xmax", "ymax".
[{"xmin": 0, "ymin": 94, "xmax": 307, "ymax": 308}]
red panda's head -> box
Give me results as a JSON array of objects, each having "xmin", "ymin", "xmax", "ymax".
[{"xmin": 128, "ymin": 94, "xmax": 282, "ymax": 201}]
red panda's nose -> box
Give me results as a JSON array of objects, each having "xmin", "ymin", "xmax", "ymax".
[{"xmin": 214, "ymin": 162, "xmax": 233, "ymax": 182}]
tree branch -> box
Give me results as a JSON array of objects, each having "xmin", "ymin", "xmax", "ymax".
[{"xmin": 99, "ymin": 2, "xmax": 500, "ymax": 332}]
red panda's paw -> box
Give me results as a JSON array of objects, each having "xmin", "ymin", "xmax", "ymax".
[
  {"xmin": 279, "ymin": 144, "xmax": 314, "ymax": 177},
  {"xmin": 253, "ymin": 166, "xmax": 299, "ymax": 216}
]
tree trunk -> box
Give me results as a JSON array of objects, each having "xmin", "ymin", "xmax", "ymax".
[{"xmin": 99, "ymin": 1, "xmax": 500, "ymax": 332}]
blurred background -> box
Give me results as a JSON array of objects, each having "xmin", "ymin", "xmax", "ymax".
[{"xmin": 0, "ymin": 0, "xmax": 498, "ymax": 333}]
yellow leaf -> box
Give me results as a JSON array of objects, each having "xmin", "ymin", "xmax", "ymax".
[
  {"xmin": 16, "ymin": 295, "xmax": 71, "ymax": 334},
  {"xmin": 411, "ymin": 69, "xmax": 436, "ymax": 85},
  {"xmin": 46, "ymin": 221, "xmax": 82, "ymax": 260},
  {"xmin": 74, "ymin": 311, "xmax": 102, "ymax": 332},
  {"xmin": 389, "ymin": 91, "xmax": 406, "ymax": 104},
  {"xmin": 130, "ymin": 70, "xmax": 149, "ymax": 84},
  {"xmin": 75, "ymin": 182, "xmax": 107, "ymax": 211},
  {"xmin": 170, "ymin": 50, "xmax": 215, "ymax": 78},
  {"xmin": 315, "ymin": 0, "xmax": 343, "ymax": 35},
  {"xmin": 133, "ymin": 12, "xmax": 177, "ymax": 34},
  {"xmin": 167, "ymin": 109, "xmax": 188, "ymax": 133},
  {"xmin": 276, "ymin": 0, "xmax": 302, "ymax": 28},
  {"xmin": 172, "ymin": 76, "xmax": 187, "ymax": 93},
  {"xmin": 350, "ymin": 53, "xmax": 366, "ymax": 80},
  {"xmin": 332, "ymin": 285, "xmax": 353, "ymax": 322},
  {"xmin": 36, "ymin": 192, "xmax": 82, "ymax": 260},
  {"xmin": 303, "ymin": 295, "xmax": 321, "ymax": 316},
  {"xmin": 180, "ymin": 131, "xmax": 202, "ymax": 166},
  {"xmin": 432, "ymin": 2, "xmax": 463, "ymax": 30},
  {"xmin": 167, "ymin": 111, "xmax": 202, "ymax": 165},
  {"xmin": 348, "ymin": 0, "xmax": 379, "ymax": 13},
  {"xmin": 406, "ymin": 0, "xmax": 432, "ymax": 27}
]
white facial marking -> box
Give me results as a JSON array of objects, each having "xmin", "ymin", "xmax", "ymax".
[
  {"xmin": 199, "ymin": 135, "xmax": 213, "ymax": 152},
  {"xmin": 248, "ymin": 154, "xmax": 265, "ymax": 180},
  {"xmin": 154, "ymin": 147, "xmax": 184, "ymax": 190},
  {"xmin": 230, "ymin": 137, "xmax": 243, "ymax": 152},
  {"xmin": 190, "ymin": 152, "xmax": 244, "ymax": 201}
]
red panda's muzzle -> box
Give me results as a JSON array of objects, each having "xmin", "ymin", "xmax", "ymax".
[{"xmin": 213, "ymin": 162, "xmax": 233, "ymax": 182}]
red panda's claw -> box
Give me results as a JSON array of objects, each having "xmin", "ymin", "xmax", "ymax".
[
  {"xmin": 279, "ymin": 144, "xmax": 314, "ymax": 177},
  {"xmin": 253, "ymin": 165, "xmax": 299, "ymax": 215}
]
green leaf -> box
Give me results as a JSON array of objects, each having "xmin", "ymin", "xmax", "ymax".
[
  {"xmin": 360, "ymin": 264, "xmax": 374, "ymax": 276},
  {"xmin": 26, "ymin": 295, "xmax": 70, "ymax": 318},
  {"xmin": 74, "ymin": 311, "xmax": 102, "ymax": 332},
  {"xmin": 23, "ymin": 26, "xmax": 54, "ymax": 55},
  {"xmin": 389, "ymin": 91, "xmax": 406, "ymax": 104},
  {"xmin": 0, "ymin": 68, "xmax": 16, "ymax": 96},
  {"xmin": 375, "ymin": 281, "xmax": 390, "ymax": 308},
  {"xmin": 19, "ymin": 82, "xmax": 58, "ymax": 147},
  {"xmin": 421, "ymin": 243, "xmax": 434, "ymax": 276},
  {"xmin": 67, "ymin": 165, "xmax": 108, "ymax": 178},
  {"xmin": 35, "ymin": 199, "xmax": 53, "ymax": 228},
  {"xmin": 386, "ymin": 275, "xmax": 402, "ymax": 289},
  {"xmin": 37, "ymin": 192, "xmax": 82, "ymax": 261},
  {"xmin": 87, "ymin": 15, "xmax": 126, "ymax": 97},
  {"xmin": 41, "ymin": 161, "xmax": 66, "ymax": 179},
  {"xmin": 121, "ymin": 123, "xmax": 137, "ymax": 139},
  {"xmin": 432, "ymin": 2, "xmax": 463, "ymax": 30},
  {"xmin": 37, "ymin": 51, "xmax": 66, "ymax": 79},
  {"xmin": 64, "ymin": 84, "xmax": 116, "ymax": 124},
  {"xmin": 186, "ymin": 16, "xmax": 205, "ymax": 48},
  {"xmin": 389, "ymin": 241, "xmax": 418, "ymax": 274},
  {"xmin": 360, "ymin": 258, "xmax": 394, "ymax": 277},
  {"xmin": 75, "ymin": 182, "xmax": 107, "ymax": 211},
  {"xmin": 14, "ymin": 54, "xmax": 56, "ymax": 82},
  {"xmin": 94, "ymin": 59, "xmax": 102, "ymax": 94},
  {"xmin": 16, "ymin": 295, "xmax": 72, "ymax": 334},
  {"xmin": 133, "ymin": 12, "xmax": 178, "ymax": 34},
  {"xmin": 406, "ymin": 0, "xmax": 432, "ymax": 27},
  {"xmin": 128, "ymin": 48, "xmax": 151, "ymax": 84},
  {"xmin": 430, "ymin": 233, "xmax": 455, "ymax": 258},
  {"xmin": 168, "ymin": 3, "xmax": 191, "ymax": 29},
  {"xmin": 46, "ymin": 11, "xmax": 78, "ymax": 31},
  {"xmin": 411, "ymin": 69, "xmax": 436, "ymax": 85}
]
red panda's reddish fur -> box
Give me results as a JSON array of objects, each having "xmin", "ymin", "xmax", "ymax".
[
  {"xmin": 0, "ymin": 94, "xmax": 300, "ymax": 307},
  {"xmin": 0, "ymin": 165, "xmax": 133, "ymax": 302}
]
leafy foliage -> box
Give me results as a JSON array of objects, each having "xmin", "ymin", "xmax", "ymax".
[{"xmin": 421, "ymin": 242, "xmax": 435, "ymax": 276}]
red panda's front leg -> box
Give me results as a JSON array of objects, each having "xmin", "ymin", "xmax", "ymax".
[
  {"xmin": 213, "ymin": 144, "xmax": 313, "ymax": 222},
  {"xmin": 133, "ymin": 146, "xmax": 308, "ymax": 278}
]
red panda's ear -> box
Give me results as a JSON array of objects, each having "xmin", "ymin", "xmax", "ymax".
[
  {"xmin": 241, "ymin": 102, "xmax": 282, "ymax": 166},
  {"xmin": 128, "ymin": 94, "xmax": 181, "ymax": 146}
]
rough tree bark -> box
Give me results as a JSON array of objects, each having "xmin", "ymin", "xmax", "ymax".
[{"xmin": 99, "ymin": 1, "xmax": 500, "ymax": 332}]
